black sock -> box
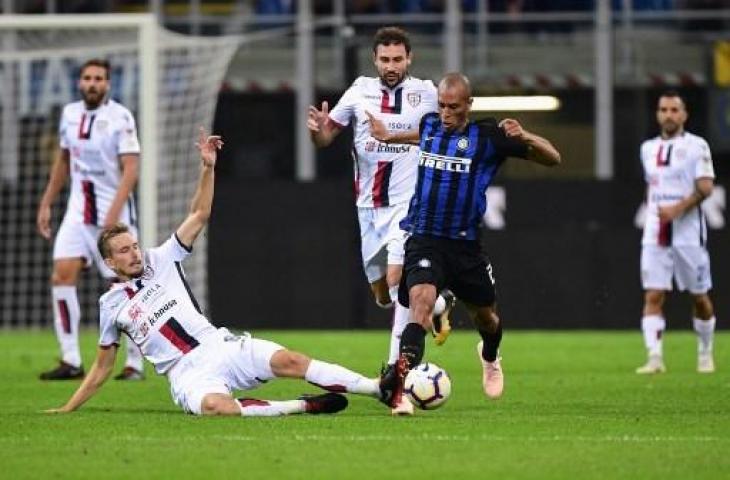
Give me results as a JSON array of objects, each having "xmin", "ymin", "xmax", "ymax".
[
  {"xmin": 400, "ymin": 323, "xmax": 426, "ymax": 369},
  {"xmin": 479, "ymin": 322, "xmax": 503, "ymax": 362}
]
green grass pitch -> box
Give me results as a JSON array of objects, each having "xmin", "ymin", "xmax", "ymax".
[{"xmin": 1, "ymin": 329, "xmax": 728, "ymax": 479}]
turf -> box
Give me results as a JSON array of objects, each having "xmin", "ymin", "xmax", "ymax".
[{"xmin": 1, "ymin": 329, "xmax": 728, "ymax": 480}]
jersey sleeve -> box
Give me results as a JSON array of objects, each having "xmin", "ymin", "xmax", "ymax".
[
  {"xmin": 694, "ymin": 138, "xmax": 715, "ymax": 179},
  {"xmin": 328, "ymin": 81, "xmax": 360, "ymax": 128},
  {"xmin": 639, "ymin": 141, "xmax": 651, "ymax": 181},
  {"xmin": 98, "ymin": 299, "xmax": 121, "ymax": 347},
  {"xmin": 490, "ymin": 120, "xmax": 529, "ymax": 159},
  {"xmin": 148, "ymin": 233, "xmax": 193, "ymax": 266},
  {"xmin": 58, "ymin": 107, "xmax": 70, "ymax": 149},
  {"xmin": 419, "ymin": 112, "xmax": 439, "ymax": 136},
  {"xmin": 422, "ymin": 80, "xmax": 439, "ymax": 114},
  {"xmin": 116, "ymin": 110, "xmax": 141, "ymax": 155}
]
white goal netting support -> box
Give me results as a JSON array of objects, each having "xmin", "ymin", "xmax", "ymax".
[{"xmin": 0, "ymin": 14, "xmax": 239, "ymax": 328}]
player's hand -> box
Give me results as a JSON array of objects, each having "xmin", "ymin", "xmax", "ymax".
[
  {"xmin": 307, "ymin": 101, "xmax": 329, "ymax": 133},
  {"xmin": 365, "ymin": 111, "xmax": 390, "ymax": 142},
  {"xmin": 195, "ymin": 126, "xmax": 223, "ymax": 168},
  {"xmin": 36, "ymin": 204, "xmax": 52, "ymax": 240},
  {"xmin": 499, "ymin": 118, "xmax": 526, "ymax": 140},
  {"xmin": 43, "ymin": 406, "xmax": 71, "ymax": 414},
  {"xmin": 658, "ymin": 204, "xmax": 683, "ymax": 222}
]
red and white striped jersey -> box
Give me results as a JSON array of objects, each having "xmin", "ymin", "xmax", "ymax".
[
  {"xmin": 329, "ymin": 76, "xmax": 437, "ymax": 207},
  {"xmin": 640, "ymin": 131, "xmax": 715, "ymax": 247},
  {"xmin": 59, "ymin": 99, "xmax": 140, "ymax": 226},
  {"xmin": 98, "ymin": 235, "xmax": 218, "ymax": 374}
]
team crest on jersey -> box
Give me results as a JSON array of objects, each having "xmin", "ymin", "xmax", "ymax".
[
  {"xmin": 457, "ymin": 137, "xmax": 469, "ymax": 151},
  {"xmin": 141, "ymin": 265, "xmax": 155, "ymax": 280},
  {"xmin": 407, "ymin": 92, "xmax": 421, "ymax": 107},
  {"xmin": 128, "ymin": 303, "xmax": 143, "ymax": 324},
  {"xmin": 365, "ymin": 141, "xmax": 377, "ymax": 152}
]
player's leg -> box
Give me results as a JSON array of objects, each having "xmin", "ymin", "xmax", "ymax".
[
  {"xmin": 199, "ymin": 392, "xmax": 348, "ymax": 417},
  {"xmin": 40, "ymin": 257, "xmax": 85, "ymax": 380},
  {"xmin": 637, "ymin": 245, "xmax": 671, "ymax": 374},
  {"xmin": 675, "ymin": 245, "xmax": 716, "ymax": 373},
  {"xmin": 450, "ymin": 248, "xmax": 502, "ymax": 398}
]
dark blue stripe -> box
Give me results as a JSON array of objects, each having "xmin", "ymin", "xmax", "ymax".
[{"xmin": 175, "ymin": 261, "xmax": 202, "ymax": 314}]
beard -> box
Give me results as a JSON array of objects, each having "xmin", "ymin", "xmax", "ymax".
[
  {"xmin": 81, "ymin": 88, "xmax": 105, "ymax": 108},
  {"xmin": 380, "ymin": 70, "xmax": 406, "ymax": 88}
]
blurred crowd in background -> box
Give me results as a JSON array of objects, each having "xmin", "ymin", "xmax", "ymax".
[{"xmin": 8, "ymin": 0, "xmax": 730, "ymax": 15}]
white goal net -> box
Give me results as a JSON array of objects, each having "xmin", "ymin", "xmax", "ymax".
[{"xmin": 0, "ymin": 14, "xmax": 239, "ymax": 328}]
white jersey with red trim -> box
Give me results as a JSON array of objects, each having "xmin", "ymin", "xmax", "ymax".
[
  {"xmin": 59, "ymin": 99, "xmax": 141, "ymax": 226},
  {"xmin": 329, "ymin": 76, "xmax": 437, "ymax": 208},
  {"xmin": 98, "ymin": 234, "xmax": 218, "ymax": 374},
  {"xmin": 640, "ymin": 131, "xmax": 715, "ymax": 247}
]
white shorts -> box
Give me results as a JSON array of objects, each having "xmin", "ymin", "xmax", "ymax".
[
  {"xmin": 358, "ymin": 203, "xmax": 409, "ymax": 283},
  {"xmin": 53, "ymin": 218, "xmax": 138, "ymax": 279},
  {"xmin": 167, "ymin": 332, "xmax": 284, "ymax": 415},
  {"xmin": 641, "ymin": 244, "xmax": 712, "ymax": 294}
]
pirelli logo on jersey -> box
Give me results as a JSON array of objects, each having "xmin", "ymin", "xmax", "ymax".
[{"xmin": 418, "ymin": 151, "xmax": 472, "ymax": 173}]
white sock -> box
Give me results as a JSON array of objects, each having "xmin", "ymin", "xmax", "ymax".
[
  {"xmin": 693, "ymin": 316, "xmax": 716, "ymax": 355},
  {"xmin": 433, "ymin": 295, "xmax": 446, "ymax": 315},
  {"xmin": 52, "ymin": 286, "xmax": 81, "ymax": 367},
  {"xmin": 305, "ymin": 359, "xmax": 379, "ymax": 397},
  {"xmin": 124, "ymin": 337, "xmax": 145, "ymax": 371},
  {"xmin": 237, "ymin": 398, "xmax": 304, "ymax": 416},
  {"xmin": 641, "ymin": 315, "xmax": 666, "ymax": 357},
  {"xmin": 388, "ymin": 302, "xmax": 410, "ymax": 364}
]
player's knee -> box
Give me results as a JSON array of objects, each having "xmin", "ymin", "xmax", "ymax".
[
  {"xmin": 51, "ymin": 270, "xmax": 75, "ymax": 286},
  {"xmin": 409, "ymin": 286, "xmax": 436, "ymax": 325},
  {"xmin": 643, "ymin": 290, "xmax": 665, "ymax": 310},
  {"xmin": 200, "ymin": 395, "xmax": 232, "ymax": 415},
  {"xmin": 271, "ymin": 350, "xmax": 311, "ymax": 378},
  {"xmin": 693, "ymin": 294, "xmax": 714, "ymax": 319},
  {"xmin": 474, "ymin": 308, "xmax": 499, "ymax": 332}
]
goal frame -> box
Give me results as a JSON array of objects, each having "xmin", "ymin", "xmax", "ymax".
[{"xmin": 0, "ymin": 13, "xmax": 159, "ymax": 249}]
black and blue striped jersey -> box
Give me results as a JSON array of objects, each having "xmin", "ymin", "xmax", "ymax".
[{"xmin": 400, "ymin": 113, "xmax": 528, "ymax": 240}]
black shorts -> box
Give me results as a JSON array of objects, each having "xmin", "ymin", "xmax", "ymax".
[{"xmin": 398, "ymin": 234, "xmax": 496, "ymax": 308}]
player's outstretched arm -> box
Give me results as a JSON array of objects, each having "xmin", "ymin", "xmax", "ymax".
[
  {"xmin": 175, "ymin": 127, "xmax": 223, "ymax": 249},
  {"xmin": 365, "ymin": 111, "xmax": 420, "ymax": 144},
  {"xmin": 500, "ymin": 119, "xmax": 561, "ymax": 167},
  {"xmin": 36, "ymin": 149, "xmax": 71, "ymax": 240},
  {"xmin": 308, "ymin": 101, "xmax": 342, "ymax": 148},
  {"xmin": 45, "ymin": 345, "xmax": 118, "ymax": 413}
]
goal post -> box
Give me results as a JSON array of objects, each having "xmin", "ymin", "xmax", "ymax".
[{"xmin": 0, "ymin": 14, "xmax": 238, "ymax": 328}]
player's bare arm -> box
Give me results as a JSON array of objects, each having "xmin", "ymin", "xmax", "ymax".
[
  {"xmin": 658, "ymin": 177, "xmax": 714, "ymax": 222},
  {"xmin": 36, "ymin": 149, "xmax": 71, "ymax": 240},
  {"xmin": 499, "ymin": 118, "xmax": 561, "ymax": 167},
  {"xmin": 103, "ymin": 153, "xmax": 139, "ymax": 228},
  {"xmin": 175, "ymin": 127, "xmax": 223, "ymax": 248},
  {"xmin": 307, "ymin": 101, "xmax": 342, "ymax": 148},
  {"xmin": 44, "ymin": 344, "xmax": 118, "ymax": 413},
  {"xmin": 365, "ymin": 110, "xmax": 420, "ymax": 144}
]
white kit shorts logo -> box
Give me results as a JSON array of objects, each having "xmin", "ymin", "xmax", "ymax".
[{"xmin": 418, "ymin": 258, "xmax": 431, "ymax": 269}]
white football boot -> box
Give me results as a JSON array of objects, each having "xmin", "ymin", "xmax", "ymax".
[
  {"xmin": 697, "ymin": 352, "xmax": 715, "ymax": 373},
  {"xmin": 477, "ymin": 341, "xmax": 504, "ymax": 399},
  {"xmin": 635, "ymin": 354, "xmax": 666, "ymax": 374}
]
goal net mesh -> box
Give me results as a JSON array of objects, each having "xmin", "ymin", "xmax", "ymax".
[{"xmin": 0, "ymin": 23, "xmax": 238, "ymax": 328}]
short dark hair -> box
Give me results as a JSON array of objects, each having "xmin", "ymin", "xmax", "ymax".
[
  {"xmin": 98, "ymin": 222, "xmax": 130, "ymax": 259},
  {"xmin": 80, "ymin": 58, "xmax": 111, "ymax": 80},
  {"xmin": 658, "ymin": 89, "xmax": 686, "ymax": 109},
  {"xmin": 372, "ymin": 26, "xmax": 411, "ymax": 54}
]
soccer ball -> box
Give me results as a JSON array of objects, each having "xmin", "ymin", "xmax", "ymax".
[{"xmin": 404, "ymin": 362, "xmax": 451, "ymax": 410}]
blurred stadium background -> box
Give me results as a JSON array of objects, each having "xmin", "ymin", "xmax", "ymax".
[{"xmin": 0, "ymin": 0, "xmax": 727, "ymax": 331}]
